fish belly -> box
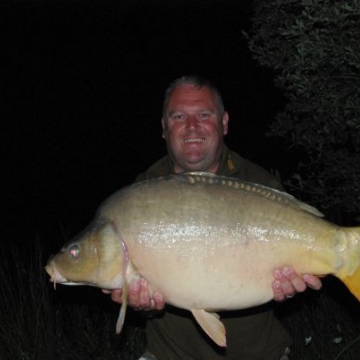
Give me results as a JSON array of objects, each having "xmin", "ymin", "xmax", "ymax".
[{"xmin": 122, "ymin": 235, "xmax": 333, "ymax": 311}]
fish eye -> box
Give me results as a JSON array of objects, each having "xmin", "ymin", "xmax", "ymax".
[{"xmin": 68, "ymin": 244, "xmax": 80, "ymax": 259}]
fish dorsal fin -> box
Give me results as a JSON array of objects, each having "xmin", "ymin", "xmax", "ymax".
[
  {"xmin": 180, "ymin": 172, "xmax": 324, "ymax": 218},
  {"xmin": 191, "ymin": 309, "xmax": 226, "ymax": 347},
  {"xmin": 115, "ymin": 284, "xmax": 128, "ymax": 334},
  {"xmin": 291, "ymin": 198, "xmax": 324, "ymax": 217}
]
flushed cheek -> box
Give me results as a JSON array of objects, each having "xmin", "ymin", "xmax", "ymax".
[
  {"xmin": 166, "ymin": 127, "xmax": 186, "ymax": 146},
  {"xmin": 167, "ymin": 123, "xmax": 186, "ymax": 136},
  {"xmin": 205, "ymin": 122, "xmax": 223, "ymax": 135}
]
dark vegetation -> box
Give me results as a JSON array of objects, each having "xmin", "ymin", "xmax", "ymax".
[
  {"xmin": 246, "ymin": 0, "xmax": 360, "ymax": 218},
  {"xmin": 0, "ymin": 243, "xmax": 146, "ymax": 360}
]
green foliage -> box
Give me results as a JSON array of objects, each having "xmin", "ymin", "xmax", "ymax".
[{"xmin": 246, "ymin": 0, "xmax": 360, "ymax": 216}]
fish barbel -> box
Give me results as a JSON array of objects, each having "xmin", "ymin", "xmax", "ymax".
[{"xmin": 45, "ymin": 172, "xmax": 360, "ymax": 347}]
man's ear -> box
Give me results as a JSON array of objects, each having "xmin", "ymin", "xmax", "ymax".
[
  {"xmin": 161, "ymin": 118, "xmax": 166, "ymax": 139},
  {"xmin": 222, "ymin": 112, "xmax": 229, "ymax": 136}
]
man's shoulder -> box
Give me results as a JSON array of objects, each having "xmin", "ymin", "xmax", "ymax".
[
  {"xmin": 135, "ymin": 156, "xmax": 171, "ymax": 182},
  {"xmin": 134, "ymin": 149, "xmax": 283, "ymax": 192},
  {"xmin": 226, "ymin": 149, "xmax": 284, "ymax": 191}
]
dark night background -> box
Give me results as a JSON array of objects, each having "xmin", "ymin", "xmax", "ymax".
[
  {"xmin": 1, "ymin": 0, "xmax": 288, "ymax": 255},
  {"xmin": 2, "ymin": 3, "xmax": 360, "ymax": 358}
]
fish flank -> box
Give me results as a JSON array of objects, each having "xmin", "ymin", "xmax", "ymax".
[{"xmin": 178, "ymin": 172, "xmax": 324, "ymax": 217}]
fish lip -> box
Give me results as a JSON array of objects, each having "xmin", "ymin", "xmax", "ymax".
[{"xmin": 45, "ymin": 263, "xmax": 68, "ymax": 284}]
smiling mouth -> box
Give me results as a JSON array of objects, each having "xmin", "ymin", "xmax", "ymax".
[{"xmin": 184, "ymin": 138, "xmax": 205, "ymax": 143}]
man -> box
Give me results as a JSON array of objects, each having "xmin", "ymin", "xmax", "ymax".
[{"xmin": 106, "ymin": 76, "xmax": 322, "ymax": 359}]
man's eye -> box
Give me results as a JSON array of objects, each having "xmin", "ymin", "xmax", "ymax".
[
  {"xmin": 197, "ymin": 112, "xmax": 211, "ymax": 119},
  {"xmin": 171, "ymin": 114, "xmax": 185, "ymax": 121}
]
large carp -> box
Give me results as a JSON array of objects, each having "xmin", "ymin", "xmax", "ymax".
[{"xmin": 45, "ymin": 172, "xmax": 360, "ymax": 347}]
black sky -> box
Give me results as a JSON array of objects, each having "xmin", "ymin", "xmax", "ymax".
[{"xmin": 2, "ymin": 0, "xmax": 288, "ymax": 252}]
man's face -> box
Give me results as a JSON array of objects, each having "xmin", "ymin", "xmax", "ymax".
[{"xmin": 162, "ymin": 84, "xmax": 229, "ymax": 173}]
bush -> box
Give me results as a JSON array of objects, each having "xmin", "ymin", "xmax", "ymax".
[{"xmin": 245, "ymin": 0, "xmax": 360, "ymax": 217}]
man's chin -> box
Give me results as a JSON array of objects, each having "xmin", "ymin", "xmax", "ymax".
[{"xmin": 183, "ymin": 159, "xmax": 213, "ymax": 173}]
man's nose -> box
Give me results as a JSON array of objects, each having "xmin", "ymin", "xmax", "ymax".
[{"xmin": 186, "ymin": 115, "xmax": 199, "ymax": 129}]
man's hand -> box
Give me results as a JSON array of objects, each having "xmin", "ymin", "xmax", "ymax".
[
  {"xmin": 103, "ymin": 267, "xmax": 321, "ymax": 308},
  {"xmin": 272, "ymin": 266, "xmax": 322, "ymax": 302},
  {"xmin": 102, "ymin": 278, "xmax": 165, "ymax": 311}
]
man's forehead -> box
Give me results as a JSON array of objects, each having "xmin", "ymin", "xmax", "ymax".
[
  {"xmin": 171, "ymin": 84, "xmax": 214, "ymax": 95},
  {"xmin": 168, "ymin": 85, "xmax": 217, "ymax": 107},
  {"xmin": 168, "ymin": 108, "xmax": 216, "ymax": 116}
]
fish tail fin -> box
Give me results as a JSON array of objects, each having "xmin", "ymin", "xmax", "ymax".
[
  {"xmin": 341, "ymin": 267, "xmax": 360, "ymax": 302},
  {"xmin": 338, "ymin": 227, "xmax": 360, "ymax": 302}
]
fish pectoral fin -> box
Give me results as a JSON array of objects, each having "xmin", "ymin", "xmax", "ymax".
[
  {"xmin": 191, "ymin": 309, "xmax": 226, "ymax": 347},
  {"xmin": 115, "ymin": 285, "xmax": 128, "ymax": 334}
]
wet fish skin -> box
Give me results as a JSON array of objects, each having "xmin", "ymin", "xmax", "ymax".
[{"xmin": 45, "ymin": 172, "xmax": 360, "ymax": 347}]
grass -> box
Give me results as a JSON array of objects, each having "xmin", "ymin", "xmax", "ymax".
[
  {"xmin": 1, "ymin": 241, "xmax": 360, "ymax": 360},
  {"xmin": 0, "ymin": 242, "xmax": 145, "ymax": 360},
  {"xmin": 276, "ymin": 278, "xmax": 360, "ymax": 360}
]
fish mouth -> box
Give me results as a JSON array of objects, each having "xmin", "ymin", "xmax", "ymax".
[{"xmin": 45, "ymin": 263, "xmax": 68, "ymax": 286}]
